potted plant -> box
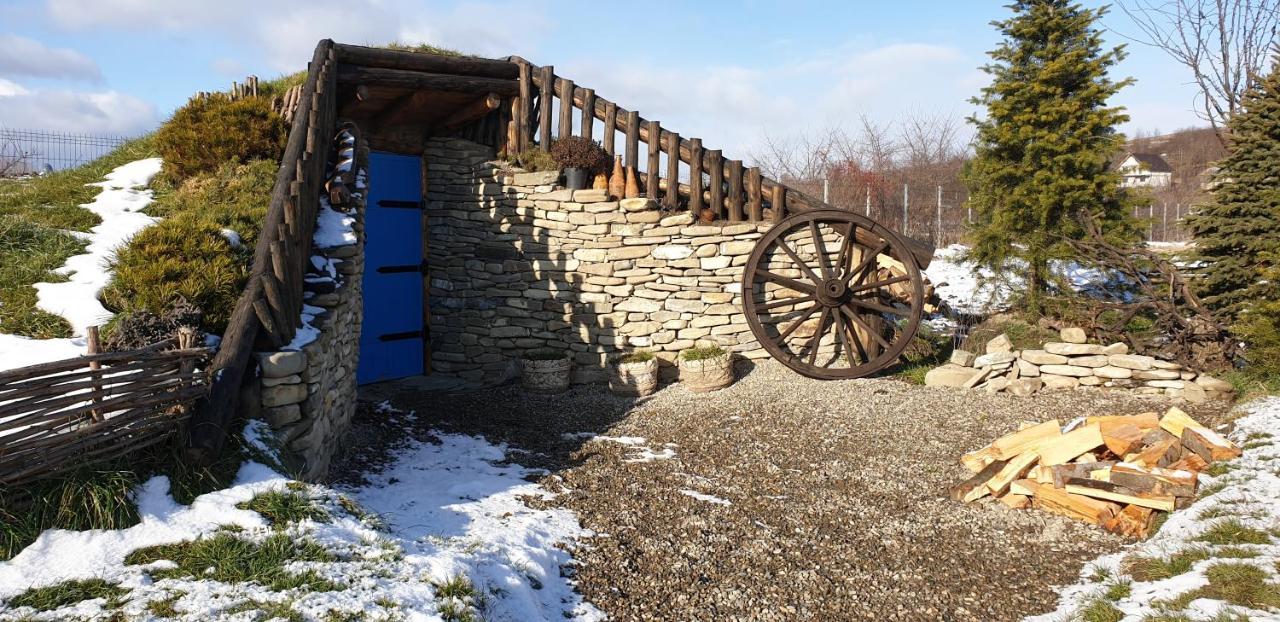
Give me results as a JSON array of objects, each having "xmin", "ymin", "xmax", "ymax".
[
  {"xmin": 522, "ymin": 349, "xmax": 572, "ymax": 393},
  {"xmin": 608, "ymin": 350, "xmax": 659, "ymax": 396},
  {"xmin": 678, "ymin": 345, "xmax": 734, "ymax": 393},
  {"xmin": 549, "ymin": 136, "xmax": 608, "ymax": 190}
]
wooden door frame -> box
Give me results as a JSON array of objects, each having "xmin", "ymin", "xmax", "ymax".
[{"xmin": 420, "ymin": 151, "xmax": 432, "ymax": 375}]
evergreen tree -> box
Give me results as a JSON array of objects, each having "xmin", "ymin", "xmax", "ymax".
[
  {"xmin": 964, "ymin": 0, "xmax": 1140, "ymax": 312},
  {"xmin": 1187, "ymin": 54, "xmax": 1280, "ymax": 318}
]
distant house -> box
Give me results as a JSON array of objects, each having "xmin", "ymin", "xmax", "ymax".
[{"xmin": 1117, "ymin": 153, "xmax": 1173, "ymax": 188}]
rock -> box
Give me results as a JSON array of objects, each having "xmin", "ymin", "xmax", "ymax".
[
  {"xmin": 1152, "ymin": 359, "xmax": 1183, "ymax": 370},
  {"xmin": 1107, "ymin": 354, "xmax": 1155, "ymax": 371},
  {"xmin": 986, "ymin": 376, "xmax": 1010, "ymax": 392},
  {"xmin": 257, "ymin": 351, "xmax": 306, "ymax": 378},
  {"xmin": 262, "ymin": 383, "xmax": 307, "ymax": 407},
  {"xmin": 1079, "ymin": 375, "xmax": 1104, "ymax": 386},
  {"xmin": 1181, "ymin": 382, "xmax": 1208, "ymax": 404},
  {"xmin": 262, "ymin": 374, "xmax": 302, "ymax": 387},
  {"xmin": 1102, "ymin": 342, "xmax": 1129, "ymax": 355},
  {"xmin": 1146, "ymin": 379, "xmax": 1186, "ymax": 389},
  {"xmin": 660, "ymin": 213, "xmax": 694, "ymax": 227},
  {"xmin": 1021, "ymin": 350, "xmax": 1068, "ymax": 365},
  {"xmin": 719, "ymin": 240, "xmax": 756, "ymax": 256},
  {"xmin": 1069, "ymin": 354, "xmax": 1109, "ymax": 368},
  {"xmin": 1194, "ymin": 374, "xmax": 1234, "ymax": 392},
  {"xmin": 512, "ymin": 170, "xmax": 559, "ymax": 186},
  {"xmin": 1044, "ymin": 342, "xmax": 1105, "ymax": 356},
  {"xmin": 950, "ymin": 349, "xmax": 977, "ymax": 367},
  {"xmin": 974, "ymin": 351, "xmax": 1017, "ymax": 367},
  {"xmin": 652, "ymin": 245, "xmax": 694, "ymax": 260},
  {"xmin": 925, "ymin": 365, "xmax": 981, "ymax": 388},
  {"xmin": 1007, "ymin": 377, "xmax": 1043, "ymax": 396},
  {"xmin": 574, "ymin": 188, "xmax": 611, "ymax": 203},
  {"xmin": 1133, "ymin": 369, "xmax": 1181, "ymax": 381},
  {"xmin": 1039, "ymin": 364, "xmax": 1093, "ymax": 377},
  {"xmin": 619, "ymin": 197, "xmax": 657, "ymax": 211},
  {"xmin": 264, "ymin": 404, "xmax": 302, "ymax": 427},
  {"xmin": 1060, "ymin": 327, "xmax": 1088, "ymax": 343},
  {"xmin": 1041, "ymin": 374, "xmax": 1080, "ymax": 390},
  {"xmin": 1093, "ymin": 365, "xmax": 1133, "ymax": 379},
  {"xmin": 1016, "ymin": 358, "xmax": 1040, "ymax": 377},
  {"xmin": 986, "ymin": 334, "xmax": 1013, "ymax": 354}
]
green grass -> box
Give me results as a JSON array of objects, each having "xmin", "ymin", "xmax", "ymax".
[
  {"xmin": 146, "ymin": 591, "xmax": 184, "ymax": 617},
  {"xmin": 433, "ymin": 574, "xmax": 482, "ymax": 622},
  {"xmin": 1169, "ymin": 563, "xmax": 1280, "ymax": 610},
  {"xmin": 5, "ymin": 578, "xmax": 128, "ymax": 611},
  {"xmin": 1078, "ymin": 598, "xmax": 1124, "ymax": 622},
  {"xmin": 125, "ymin": 531, "xmax": 338, "ymax": 591},
  {"xmin": 226, "ymin": 598, "xmax": 303, "ymax": 622},
  {"xmin": 1104, "ymin": 580, "xmax": 1132, "ymax": 601},
  {"xmin": 959, "ymin": 314, "xmax": 1058, "ymax": 353},
  {"xmin": 238, "ymin": 489, "xmax": 328, "ymax": 528},
  {"xmin": 680, "ymin": 345, "xmax": 726, "ymax": 361},
  {"xmin": 0, "ymin": 136, "xmax": 157, "ymax": 232},
  {"xmin": 615, "ymin": 350, "xmax": 655, "ymax": 364},
  {"xmin": 1221, "ymin": 368, "xmax": 1280, "ymax": 402},
  {"xmin": 1195, "ymin": 520, "xmax": 1272, "ymax": 546},
  {"xmin": 889, "ymin": 325, "xmax": 952, "ymax": 384},
  {"xmin": 1123, "ymin": 548, "xmax": 1211, "ymax": 582},
  {"xmin": 1216, "ymin": 547, "xmax": 1263, "ymax": 559},
  {"xmin": 1205, "ymin": 462, "xmax": 1237, "ymax": 477}
]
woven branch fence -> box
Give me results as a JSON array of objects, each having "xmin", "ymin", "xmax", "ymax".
[{"xmin": 0, "ymin": 334, "xmax": 211, "ymax": 488}]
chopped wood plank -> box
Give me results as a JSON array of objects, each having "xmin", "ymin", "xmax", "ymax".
[
  {"xmin": 1126, "ymin": 436, "xmax": 1181, "ymax": 468},
  {"xmin": 1010, "ymin": 479, "xmax": 1039, "ymax": 496},
  {"xmin": 1029, "ymin": 482, "xmax": 1120, "ymax": 525},
  {"xmin": 1103, "ymin": 504, "xmax": 1155, "ymax": 539},
  {"xmin": 990, "ymin": 419, "xmax": 1062, "ymax": 460},
  {"xmin": 1101, "ymin": 422, "xmax": 1146, "ymax": 456},
  {"xmin": 998, "ymin": 493, "xmax": 1030, "ymax": 509},
  {"xmin": 1110, "ymin": 462, "xmax": 1198, "ymax": 497},
  {"xmin": 1159, "ymin": 406, "xmax": 1205, "ymax": 438},
  {"xmin": 1168, "ymin": 453, "xmax": 1209, "ymax": 473},
  {"xmin": 1086, "ymin": 412, "xmax": 1160, "ymax": 429},
  {"xmin": 1065, "ymin": 478, "xmax": 1176, "ymax": 512},
  {"xmin": 963, "ymin": 366, "xmax": 993, "ymax": 389},
  {"xmin": 1181, "ymin": 426, "xmax": 1242, "ymax": 462},
  {"xmin": 986, "ymin": 451, "xmax": 1040, "ymax": 497},
  {"xmin": 951, "ymin": 458, "xmax": 1010, "ymax": 503},
  {"xmin": 961, "ymin": 446, "xmax": 998, "ymax": 473},
  {"xmin": 1039, "ymin": 424, "xmax": 1105, "ymax": 466},
  {"xmin": 1050, "ymin": 461, "xmax": 1117, "ymax": 488}
]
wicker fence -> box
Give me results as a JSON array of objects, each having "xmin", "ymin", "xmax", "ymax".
[{"xmin": 0, "ymin": 336, "xmax": 211, "ymax": 488}]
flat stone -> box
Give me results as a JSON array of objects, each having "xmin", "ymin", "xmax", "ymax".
[
  {"xmin": 986, "ymin": 334, "xmax": 1013, "ymax": 354},
  {"xmin": 262, "ymin": 374, "xmax": 301, "ymax": 387},
  {"xmin": 1069, "ymin": 354, "xmax": 1109, "ymax": 368},
  {"xmin": 719, "ymin": 240, "xmax": 756, "ymax": 256},
  {"xmin": 1152, "ymin": 359, "xmax": 1183, "ymax": 370},
  {"xmin": 974, "ymin": 351, "xmax": 1017, "ymax": 367},
  {"xmin": 1021, "ymin": 350, "xmax": 1069, "ymax": 365},
  {"xmin": 608, "ymin": 246, "xmax": 652, "ymax": 260},
  {"xmin": 652, "ymin": 245, "xmax": 693, "ymax": 260},
  {"xmin": 1093, "ymin": 365, "xmax": 1133, "ymax": 379},
  {"xmin": 1039, "ymin": 364, "xmax": 1094, "ymax": 377},
  {"xmin": 1181, "ymin": 382, "xmax": 1208, "ymax": 404},
  {"xmin": 1044, "ymin": 342, "xmax": 1105, "ymax": 356},
  {"xmin": 1060, "ymin": 327, "xmax": 1088, "ymax": 343},
  {"xmin": 617, "ymin": 298, "xmax": 662, "ymax": 313},
  {"xmin": 262, "ymin": 383, "xmax": 307, "ymax": 407},
  {"xmin": 1102, "ymin": 342, "xmax": 1129, "ymax": 355},
  {"xmin": 619, "ymin": 197, "xmax": 656, "ymax": 211},
  {"xmin": 1016, "ymin": 358, "xmax": 1040, "ymax": 377},
  {"xmin": 512, "ymin": 171, "xmax": 560, "ymax": 186},
  {"xmin": 1194, "ymin": 374, "xmax": 1234, "ymax": 392},
  {"xmin": 660, "ymin": 213, "xmax": 695, "ymax": 227},
  {"xmin": 264, "ymin": 404, "xmax": 302, "ymax": 427},
  {"xmin": 1146, "ymin": 379, "xmax": 1186, "ymax": 389},
  {"xmin": 986, "ymin": 376, "xmax": 1010, "ymax": 392},
  {"xmin": 574, "ymin": 189, "xmax": 611, "ymax": 203},
  {"xmin": 949, "ymin": 349, "xmax": 977, "ymax": 367},
  {"xmin": 1041, "ymin": 374, "xmax": 1080, "ymax": 390},
  {"xmin": 924, "ymin": 365, "xmax": 980, "ymax": 388},
  {"xmin": 257, "ymin": 351, "xmax": 306, "ymax": 378},
  {"xmin": 1007, "ymin": 377, "xmax": 1043, "ymax": 396},
  {"xmin": 1108, "ymin": 354, "xmax": 1155, "ymax": 370},
  {"xmin": 1133, "ymin": 369, "xmax": 1181, "ymax": 380},
  {"xmin": 1079, "ymin": 375, "xmax": 1104, "ymax": 386}
]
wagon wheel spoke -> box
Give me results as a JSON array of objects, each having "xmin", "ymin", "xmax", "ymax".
[
  {"xmin": 757, "ymin": 294, "xmax": 816, "ymax": 312},
  {"xmin": 805, "ymin": 308, "xmax": 831, "ymax": 365},
  {"xmin": 759, "ymin": 270, "xmax": 816, "ymax": 294},
  {"xmin": 776, "ymin": 304, "xmax": 821, "ymax": 345},
  {"xmin": 775, "ymin": 239, "xmax": 823, "ymax": 285},
  {"xmin": 847, "ymin": 297, "xmax": 909, "ymax": 318},
  {"xmin": 842, "ymin": 240, "xmax": 890, "ymax": 287},
  {"xmin": 809, "ymin": 221, "xmax": 833, "ymax": 280},
  {"xmin": 839, "ymin": 304, "xmax": 894, "ymax": 352},
  {"xmin": 832, "ymin": 311, "xmax": 856, "ymax": 367},
  {"xmin": 848, "ymin": 274, "xmax": 912, "ymax": 296},
  {"xmin": 840, "ymin": 313, "xmax": 871, "ymax": 365},
  {"xmin": 836, "ymin": 222, "xmax": 856, "ymax": 277}
]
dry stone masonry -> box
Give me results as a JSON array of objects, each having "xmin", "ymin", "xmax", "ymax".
[
  {"xmin": 424, "ymin": 137, "xmax": 776, "ymax": 385},
  {"xmin": 926, "ymin": 327, "xmax": 1235, "ymax": 403}
]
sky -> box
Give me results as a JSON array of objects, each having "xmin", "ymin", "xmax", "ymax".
[{"xmin": 0, "ymin": 0, "xmax": 1205, "ymax": 159}]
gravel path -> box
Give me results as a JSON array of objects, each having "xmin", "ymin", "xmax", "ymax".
[{"xmin": 347, "ymin": 360, "xmax": 1231, "ymax": 622}]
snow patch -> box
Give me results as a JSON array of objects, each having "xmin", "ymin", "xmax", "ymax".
[{"xmin": 679, "ymin": 490, "xmax": 732, "ymax": 506}]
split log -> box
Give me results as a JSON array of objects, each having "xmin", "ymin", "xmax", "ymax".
[
  {"xmin": 1086, "ymin": 412, "xmax": 1160, "ymax": 429},
  {"xmin": 1181, "ymin": 426, "xmax": 1242, "ymax": 462},
  {"xmin": 1039, "ymin": 424, "xmax": 1105, "ymax": 466},
  {"xmin": 951, "ymin": 458, "xmax": 1010, "ymax": 503},
  {"xmin": 1050, "ymin": 461, "xmax": 1117, "ymax": 488},
  {"xmin": 1169, "ymin": 453, "xmax": 1209, "ymax": 473},
  {"xmin": 1010, "ymin": 479, "xmax": 1039, "ymax": 496},
  {"xmin": 1029, "ymin": 482, "xmax": 1120, "ymax": 525},
  {"xmin": 1103, "ymin": 504, "xmax": 1156, "ymax": 539},
  {"xmin": 1127, "ymin": 436, "xmax": 1182, "ymax": 468},
  {"xmin": 1065, "ymin": 478, "xmax": 1176, "ymax": 512},
  {"xmin": 990, "ymin": 419, "xmax": 1062, "ymax": 460},
  {"xmin": 986, "ymin": 451, "xmax": 1040, "ymax": 497},
  {"xmin": 1159, "ymin": 406, "xmax": 1204, "ymax": 438},
  {"xmin": 998, "ymin": 493, "xmax": 1031, "ymax": 509},
  {"xmin": 1101, "ymin": 422, "xmax": 1147, "ymax": 456},
  {"xmin": 1109, "ymin": 463, "xmax": 1198, "ymax": 497}
]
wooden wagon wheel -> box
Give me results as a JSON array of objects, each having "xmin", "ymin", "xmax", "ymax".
[{"xmin": 741, "ymin": 209, "xmax": 925, "ymax": 380}]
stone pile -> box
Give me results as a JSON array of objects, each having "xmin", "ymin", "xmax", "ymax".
[{"xmin": 925, "ymin": 327, "xmax": 1235, "ymax": 403}]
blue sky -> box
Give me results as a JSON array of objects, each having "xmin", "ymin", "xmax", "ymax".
[{"xmin": 0, "ymin": 0, "xmax": 1204, "ymax": 158}]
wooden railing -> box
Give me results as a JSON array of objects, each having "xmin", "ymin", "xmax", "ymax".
[{"xmin": 188, "ymin": 39, "xmax": 339, "ymax": 463}]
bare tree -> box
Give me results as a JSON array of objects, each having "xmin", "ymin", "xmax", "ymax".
[
  {"xmin": 0, "ymin": 136, "xmax": 34, "ymax": 177},
  {"xmin": 1116, "ymin": 0, "xmax": 1280, "ymax": 141}
]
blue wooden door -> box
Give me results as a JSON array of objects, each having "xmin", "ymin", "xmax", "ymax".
[{"xmin": 358, "ymin": 152, "xmax": 425, "ymax": 384}]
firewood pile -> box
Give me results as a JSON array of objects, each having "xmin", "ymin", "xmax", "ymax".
[{"xmin": 951, "ymin": 407, "xmax": 1242, "ymax": 538}]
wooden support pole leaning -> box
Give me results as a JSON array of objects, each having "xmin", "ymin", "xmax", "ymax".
[
  {"xmin": 646, "ymin": 120, "xmax": 661, "ymax": 199},
  {"xmin": 747, "ymin": 166, "xmax": 763, "ymax": 221},
  {"xmin": 689, "ymin": 138, "xmax": 704, "ymax": 216},
  {"xmin": 707, "ymin": 150, "xmax": 724, "ymax": 219},
  {"xmin": 538, "ymin": 65, "xmax": 554, "ymax": 148},
  {"xmin": 665, "ymin": 130, "xmax": 681, "ymax": 211},
  {"xmin": 558, "ymin": 77, "xmax": 574, "ymax": 140},
  {"xmin": 516, "ymin": 62, "xmax": 532, "ymax": 153},
  {"xmin": 624, "ymin": 110, "xmax": 640, "ymax": 170}
]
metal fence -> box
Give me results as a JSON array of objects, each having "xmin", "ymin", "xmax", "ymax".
[{"xmin": 0, "ymin": 127, "xmax": 130, "ymax": 175}]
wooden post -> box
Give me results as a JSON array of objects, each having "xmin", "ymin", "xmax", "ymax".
[
  {"xmin": 580, "ymin": 87, "xmax": 595, "ymax": 139},
  {"xmin": 538, "ymin": 65, "xmax": 553, "ymax": 148},
  {"xmin": 746, "ymin": 166, "xmax": 763, "ymax": 221},
  {"xmin": 665, "ymin": 130, "xmax": 680, "ymax": 210},
  {"xmin": 558, "ymin": 77, "xmax": 574, "ymax": 139},
  {"xmin": 86, "ymin": 325, "xmax": 104, "ymax": 422},
  {"xmin": 603, "ymin": 101, "xmax": 618, "ymax": 156},
  {"xmin": 771, "ymin": 184, "xmax": 787, "ymax": 223},
  {"xmin": 624, "ymin": 110, "xmax": 640, "ymax": 170},
  {"xmin": 689, "ymin": 138, "xmax": 704, "ymax": 215},
  {"xmin": 646, "ymin": 120, "xmax": 660, "ymax": 199},
  {"xmin": 516, "ymin": 62, "xmax": 532, "ymax": 153},
  {"xmin": 727, "ymin": 159, "xmax": 744, "ymax": 222},
  {"xmin": 707, "ymin": 150, "xmax": 724, "ymax": 219}
]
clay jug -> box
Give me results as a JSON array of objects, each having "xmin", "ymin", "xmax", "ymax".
[
  {"xmin": 608, "ymin": 155, "xmax": 625, "ymax": 199},
  {"xmin": 625, "ymin": 165, "xmax": 640, "ymax": 199}
]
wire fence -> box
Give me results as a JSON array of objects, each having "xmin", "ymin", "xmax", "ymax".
[{"xmin": 0, "ymin": 127, "xmax": 131, "ymax": 176}]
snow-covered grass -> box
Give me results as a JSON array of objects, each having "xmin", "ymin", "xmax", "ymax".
[
  {"xmin": 0, "ymin": 413, "xmax": 602, "ymax": 622},
  {"xmin": 1028, "ymin": 397, "xmax": 1280, "ymax": 622}
]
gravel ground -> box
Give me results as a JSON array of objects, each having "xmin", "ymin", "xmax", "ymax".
[{"xmin": 340, "ymin": 360, "xmax": 1231, "ymax": 622}]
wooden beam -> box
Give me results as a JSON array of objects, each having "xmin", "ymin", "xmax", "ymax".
[
  {"xmin": 664, "ymin": 130, "xmax": 680, "ymax": 210},
  {"xmin": 707, "ymin": 150, "xmax": 724, "ymax": 219},
  {"xmin": 580, "ymin": 87, "xmax": 595, "ymax": 139},
  {"xmin": 558, "ymin": 77, "xmax": 574, "ymax": 139},
  {"xmin": 624, "ymin": 110, "xmax": 640, "ymax": 170},
  {"xmin": 747, "ymin": 166, "xmax": 763, "ymax": 221},
  {"xmin": 646, "ymin": 120, "xmax": 660, "ymax": 199},
  {"xmin": 771, "ymin": 183, "xmax": 786, "ymax": 223},
  {"xmin": 538, "ymin": 65, "xmax": 554, "ymax": 147},
  {"xmin": 516, "ymin": 61, "xmax": 532, "ymax": 152},
  {"xmin": 727, "ymin": 159, "xmax": 744, "ymax": 222},
  {"xmin": 602, "ymin": 101, "xmax": 617, "ymax": 156},
  {"xmin": 333, "ymin": 43, "xmax": 519, "ymax": 79},
  {"xmin": 440, "ymin": 93, "xmax": 501, "ymax": 129},
  {"xmin": 335, "ymin": 64, "xmax": 518, "ymax": 95},
  {"xmin": 689, "ymin": 138, "xmax": 704, "ymax": 215}
]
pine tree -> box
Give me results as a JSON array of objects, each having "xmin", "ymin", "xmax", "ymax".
[
  {"xmin": 1187, "ymin": 54, "xmax": 1280, "ymax": 318},
  {"xmin": 964, "ymin": 0, "xmax": 1140, "ymax": 312}
]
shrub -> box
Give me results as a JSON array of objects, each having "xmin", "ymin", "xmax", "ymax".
[
  {"xmin": 508, "ymin": 148, "xmax": 558, "ymax": 172},
  {"xmin": 548, "ymin": 136, "xmax": 609, "ymax": 172},
  {"xmin": 154, "ymin": 95, "xmax": 286, "ymax": 183},
  {"xmin": 681, "ymin": 345, "xmax": 726, "ymax": 362},
  {"xmin": 616, "ymin": 350, "xmax": 655, "ymax": 365},
  {"xmin": 102, "ymin": 297, "xmax": 204, "ymax": 352},
  {"xmin": 1233, "ymin": 258, "xmax": 1280, "ymax": 381}
]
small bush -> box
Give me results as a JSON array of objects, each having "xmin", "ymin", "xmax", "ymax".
[
  {"xmin": 102, "ymin": 297, "xmax": 204, "ymax": 351},
  {"xmin": 548, "ymin": 136, "xmax": 608, "ymax": 172},
  {"xmin": 154, "ymin": 95, "xmax": 286, "ymax": 183},
  {"xmin": 523, "ymin": 349, "xmax": 567, "ymax": 361},
  {"xmin": 681, "ymin": 345, "xmax": 726, "ymax": 362},
  {"xmin": 6, "ymin": 578, "xmax": 127, "ymax": 611},
  {"xmin": 508, "ymin": 148, "xmax": 558, "ymax": 173},
  {"xmin": 615, "ymin": 350, "xmax": 655, "ymax": 365},
  {"xmin": 1233, "ymin": 261, "xmax": 1280, "ymax": 383}
]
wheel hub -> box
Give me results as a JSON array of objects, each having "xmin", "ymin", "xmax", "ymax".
[{"xmin": 817, "ymin": 278, "xmax": 848, "ymax": 307}]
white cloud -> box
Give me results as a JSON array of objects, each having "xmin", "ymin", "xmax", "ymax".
[
  {"xmin": 0, "ymin": 34, "xmax": 101, "ymax": 82},
  {"xmin": 0, "ymin": 86, "xmax": 158, "ymax": 134}
]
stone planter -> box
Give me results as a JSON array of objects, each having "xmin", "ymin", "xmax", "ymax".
[
  {"xmin": 608, "ymin": 357, "xmax": 659, "ymax": 396},
  {"xmin": 679, "ymin": 351, "xmax": 734, "ymax": 393},
  {"xmin": 521, "ymin": 354, "xmax": 572, "ymax": 393}
]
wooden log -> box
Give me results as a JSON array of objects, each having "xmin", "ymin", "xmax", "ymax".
[
  {"xmin": 664, "ymin": 130, "xmax": 680, "ymax": 210},
  {"xmin": 1109, "ymin": 463, "xmax": 1198, "ymax": 497},
  {"xmin": 1065, "ymin": 478, "xmax": 1176, "ymax": 512},
  {"xmin": 747, "ymin": 166, "xmax": 763, "ymax": 222},
  {"xmin": 580, "ymin": 87, "xmax": 595, "ymax": 139},
  {"xmin": 624, "ymin": 110, "xmax": 640, "ymax": 170},
  {"xmin": 1039, "ymin": 423, "xmax": 1105, "ymax": 466},
  {"xmin": 516, "ymin": 62, "xmax": 532, "ymax": 152},
  {"xmin": 646, "ymin": 120, "xmax": 660, "ymax": 198},
  {"xmin": 335, "ymin": 65, "xmax": 518, "ymax": 95},
  {"xmin": 602, "ymin": 101, "xmax": 617, "ymax": 156},
  {"xmin": 333, "ymin": 43, "xmax": 518, "ymax": 79},
  {"xmin": 538, "ymin": 65, "xmax": 554, "ymax": 147},
  {"xmin": 1050, "ymin": 461, "xmax": 1117, "ymax": 488},
  {"xmin": 1103, "ymin": 504, "xmax": 1156, "ymax": 539},
  {"xmin": 439, "ymin": 93, "xmax": 501, "ymax": 130},
  {"xmin": 950, "ymin": 458, "xmax": 1009, "ymax": 503},
  {"xmin": 86, "ymin": 325, "xmax": 104, "ymax": 422},
  {"xmin": 985, "ymin": 450, "xmax": 1040, "ymax": 497},
  {"xmin": 1181, "ymin": 426, "xmax": 1242, "ymax": 462},
  {"xmin": 1128, "ymin": 436, "xmax": 1182, "ymax": 468},
  {"xmin": 1028, "ymin": 482, "xmax": 1120, "ymax": 525},
  {"xmin": 1168, "ymin": 453, "xmax": 1209, "ymax": 473},
  {"xmin": 727, "ymin": 160, "xmax": 744, "ymax": 222},
  {"xmin": 998, "ymin": 493, "xmax": 1031, "ymax": 509},
  {"xmin": 707, "ymin": 150, "xmax": 724, "ymax": 218},
  {"xmin": 688, "ymin": 138, "xmax": 704, "ymax": 215},
  {"xmin": 989, "ymin": 419, "xmax": 1062, "ymax": 460},
  {"xmin": 1085, "ymin": 412, "xmax": 1160, "ymax": 429},
  {"xmin": 771, "ymin": 184, "xmax": 787, "ymax": 223},
  {"xmin": 1010, "ymin": 478, "xmax": 1039, "ymax": 496},
  {"xmin": 557, "ymin": 77, "xmax": 574, "ymax": 139},
  {"xmin": 1159, "ymin": 406, "xmax": 1205, "ymax": 438},
  {"xmin": 1102, "ymin": 422, "xmax": 1147, "ymax": 456}
]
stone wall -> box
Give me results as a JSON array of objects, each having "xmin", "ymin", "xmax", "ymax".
[{"xmin": 424, "ymin": 137, "xmax": 779, "ymax": 385}]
